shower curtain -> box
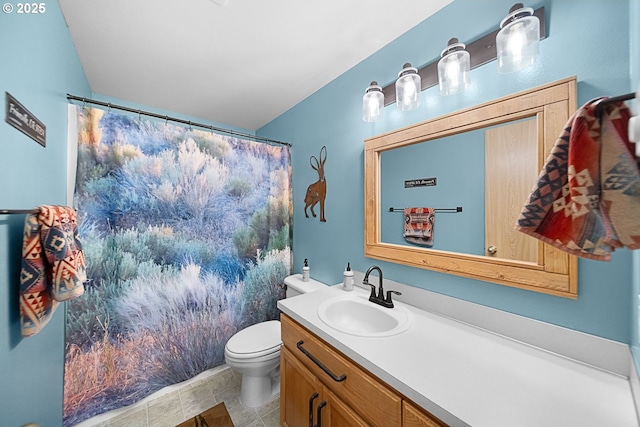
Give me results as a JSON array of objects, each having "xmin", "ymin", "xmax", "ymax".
[{"xmin": 63, "ymin": 106, "xmax": 292, "ymax": 426}]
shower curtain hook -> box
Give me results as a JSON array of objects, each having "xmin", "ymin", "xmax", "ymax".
[
  {"xmin": 137, "ymin": 109, "xmax": 141, "ymax": 121},
  {"xmin": 81, "ymin": 98, "xmax": 86, "ymax": 109},
  {"xmin": 108, "ymin": 103, "xmax": 112, "ymax": 113}
]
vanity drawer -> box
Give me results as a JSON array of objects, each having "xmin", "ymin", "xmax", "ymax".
[{"xmin": 281, "ymin": 314, "xmax": 402, "ymax": 427}]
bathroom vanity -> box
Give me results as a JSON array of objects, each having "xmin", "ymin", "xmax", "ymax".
[
  {"xmin": 281, "ymin": 314, "xmax": 443, "ymax": 427},
  {"xmin": 277, "ymin": 283, "xmax": 638, "ymax": 427}
]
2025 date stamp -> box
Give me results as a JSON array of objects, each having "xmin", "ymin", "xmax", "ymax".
[{"xmin": 2, "ymin": 3, "xmax": 46, "ymax": 14}]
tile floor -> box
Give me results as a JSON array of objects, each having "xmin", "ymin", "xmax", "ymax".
[{"xmin": 74, "ymin": 365, "xmax": 280, "ymax": 427}]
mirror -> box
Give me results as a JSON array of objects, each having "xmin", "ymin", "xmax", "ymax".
[
  {"xmin": 364, "ymin": 77, "xmax": 578, "ymax": 297},
  {"xmin": 380, "ymin": 117, "xmax": 539, "ymax": 262}
]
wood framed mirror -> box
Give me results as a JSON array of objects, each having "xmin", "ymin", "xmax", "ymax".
[{"xmin": 364, "ymin": 77, "xmax": 578, "ymax": 298}]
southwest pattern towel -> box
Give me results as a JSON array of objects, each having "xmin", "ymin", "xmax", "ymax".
[
  {"xmin": 20, "ymin": 206, "xmax": 86, "ymax": 337},
  {"xmin": 403, "ymin": 207, "xmax": 435, "ymax": 246},
  {"xmin": 516, "ymin": 99, "xmax": 640, "ymax": 260}
]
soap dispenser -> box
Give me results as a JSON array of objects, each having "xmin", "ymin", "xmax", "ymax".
[
  {"xmin": 343, "ymin": 262, "xmax": 354, "ymax": 291},
  {"xmin": 302, "ymin": 258, "xmax": 310, "ymax": 282}
]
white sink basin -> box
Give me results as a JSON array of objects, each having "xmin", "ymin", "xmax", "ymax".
[{"xmin": 317, "ymin": 293, "xmax": 412, "ymax": 337}]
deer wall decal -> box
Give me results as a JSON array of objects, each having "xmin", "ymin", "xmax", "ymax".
[{"xmin": 304, "ymin": 145, "xmax": 327, "ymax": 222}]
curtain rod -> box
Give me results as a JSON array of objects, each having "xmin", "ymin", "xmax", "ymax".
[{"xmin": 66, "ymin": 94, "xmax": 292, "ymax": 147}]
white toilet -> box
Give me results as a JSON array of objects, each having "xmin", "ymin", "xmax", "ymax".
[{"xmin": 224, "ymin": 274, "xmax": 326, "ymax": 407}]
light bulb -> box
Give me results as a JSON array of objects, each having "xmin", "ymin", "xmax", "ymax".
[
  {"xmin": 362, "ymin": 81, "xmax": 384, "ymax": 122},
  {"xmin": 496, "ymin": 4, "xmax": 540, "ymax": 74},
  {"xmin": 437, "ymin": 38, "xmax": 470, "ymax": 96},
  {"xmin": 395, "ymin": 63, "xmax": 421, "ymax": 111}
]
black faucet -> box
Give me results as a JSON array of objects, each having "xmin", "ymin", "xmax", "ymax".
[{"xmin": 363, "ymin": 265, "xmax": 402, "ymax": 308}]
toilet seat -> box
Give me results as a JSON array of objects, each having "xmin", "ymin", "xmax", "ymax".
[{"xmin": 225, "ymin": 320, "xmax": 281, "ymax": 359}]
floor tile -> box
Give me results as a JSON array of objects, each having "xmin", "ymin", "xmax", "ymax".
[
  {"xmin": 214, "ymin": 384, "xmax": 243, "ymax": 412},
  {"xmin": 256, "ymin": 396, "xmax": 279, "ymax": 419},
  {"xmin": 207, "ymin": 367, "xmax": 241, "ymax": 395},
  {"xmin": 108, "ymin": 407, "xmax": 148, "ymax": 427},
  {"xmin": 179, "ymin": 380, "xmax": 217, "ymax": 419},
  {"xmin": 226, "ymin": 403, "xmax": 261, "ymax": 427},
  {"xmin": 247, "ymin": 419, "xmax": 266, "ymax": 427},
  {"xmin": 260, "ymin": 407, "xmax": 281, "ymax": 427},
  {"xmin": 147, "ymin": 392, "xmax": 184, "ymax": 427},
  {"xmin": 72, "ymin": 365, "xmax": 280, "ymax": 427}
]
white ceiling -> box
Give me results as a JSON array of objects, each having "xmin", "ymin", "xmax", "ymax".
[{"xmin": 58, "ymin": 0, "xmax": 452, "ymax": 131}]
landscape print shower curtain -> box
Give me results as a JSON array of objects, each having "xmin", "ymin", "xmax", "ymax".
[{"xmin": 63, "ymin": 106, "xmax": 292, "ymax": 426}]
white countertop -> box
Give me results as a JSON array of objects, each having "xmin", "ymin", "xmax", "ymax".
[{"xmin": 277, "ymin": 284, "xmax": 639, "ymax": 427}]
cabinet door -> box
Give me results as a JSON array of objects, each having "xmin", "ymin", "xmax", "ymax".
[
  {"xmin": 403, "ymin": 401, "xmax": 446, "ymax": 427},
  {"xmin": 323, "ymin": 387, "xmax": 370, "ymax": 427},
  {"xmin": 281, "ymin": 315, "xmax": 402, "ymax": 426},
  {"xmin": 281, "ymin": 346, "xmax": 324, "ymax": 427}
]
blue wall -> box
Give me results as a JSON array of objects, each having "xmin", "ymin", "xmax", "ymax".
[
  {"xmin": 0, "ymin": 2, "xmax": 91, "ymax": 426},
  {"xmin": 0, "ymin": 0, "xmax": 635, "ymax": 425},
  {"xmin": 259, "ymin": 0, "xmax": 635, "ymax": 343}
]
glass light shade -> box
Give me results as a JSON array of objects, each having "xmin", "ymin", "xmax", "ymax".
[
  {"xmin": 362, "ymin": 81, "xmax": 384, "ymax": 122},
  {"xmin": 395, "ymin": 63, "xmax": 421, "ymax": 111},
  {"xmin": 496, "ymin": 4, "xmax": 540, "ymax": 73},
  {"xmin": 438, "ymin": 38, "xmax": 470, "ymax": 96}
]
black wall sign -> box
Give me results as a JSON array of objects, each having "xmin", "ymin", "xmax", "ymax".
[
  {"xmin": 404, "ymin": 177, "xmax": 437, "ymax": 188},
  {"xmin": 5, "ymin": 92, "xmax": 46, "ymax": 147}
]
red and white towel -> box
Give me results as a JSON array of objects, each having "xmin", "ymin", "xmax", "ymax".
[
  {"xmin": 20, "ymin": 206, "xmax": 86, "ymax": 337},
  {"xmin": 516, "ymin": 99, "xmax": 640, "ymax": 260},
  {"xmin": 403, "ymin": 207, "xmax": 435, "ymax": 246}
]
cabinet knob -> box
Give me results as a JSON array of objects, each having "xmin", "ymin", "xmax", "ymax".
[{"xmin": 487, "ymin": 245, "xmax": 497, "ymax": 255}]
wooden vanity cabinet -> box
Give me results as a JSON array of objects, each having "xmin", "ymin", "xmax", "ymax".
[
  {"xmin": 281, "ymin": 345, "xmax": 322, "ymax": 427},
  {"xmin": 280, "ymin": 314, "xmax": 446, "ymax": 427},
  {"xmin": 281, "ymin": 346, "xmax": 368, "ymax": 427},
  {"xmin": 403, "ymin": 401, "xmax": 445, "ymax": 427}
]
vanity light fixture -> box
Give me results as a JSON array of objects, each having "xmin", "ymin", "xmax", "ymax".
[
  {"xmin": 496, "ymin": 3, "xmax": 540, "ymax": 73},
  {"xmin": 437, "ymin": 38, "xmax": 470, "ymax": 96},
  {"xmin": 395, "ymin": 63, "xmax": 421, "ymax": 111},
  {"xmin": 362, "ymin": 81, "xmax": 384, "ymax": 122},
  {"xmin": 362, "ymin": 5, "xmax": 545, "ymax": 115}
]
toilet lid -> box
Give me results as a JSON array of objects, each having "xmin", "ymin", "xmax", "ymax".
[{"xmin": 226, "ymin": 320, "xmax": 281, "ymax": 356}]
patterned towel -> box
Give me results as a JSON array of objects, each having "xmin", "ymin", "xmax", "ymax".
[
  {"xmin": 516, "ymin": 99, "xmax": 639, "ymax": 260},
  {"xmin": 403, "ymin": 208, "xmax": 435, "ymax": 246},
  {"xmin": 20, "ymin": 206, "xmax": 86, "ymax": 337}
]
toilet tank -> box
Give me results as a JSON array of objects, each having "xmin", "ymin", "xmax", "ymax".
[{"xmin": 284, "ymin": 274, "xmax": 327, "ymax": 298}]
